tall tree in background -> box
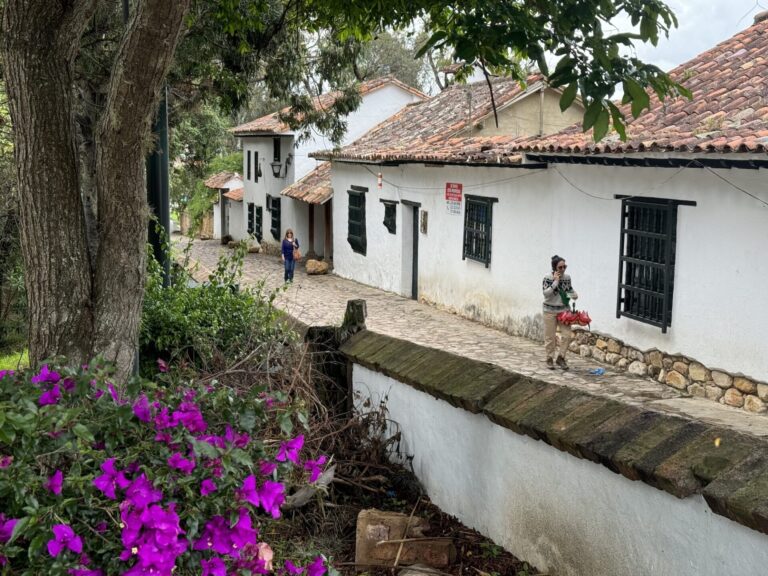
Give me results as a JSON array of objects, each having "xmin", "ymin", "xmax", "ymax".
[{"xmin": 2, "ymin": 0, "xmax": 688, "ymax": 379}]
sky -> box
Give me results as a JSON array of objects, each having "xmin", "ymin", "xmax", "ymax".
[{"xmin": 616, "ymin": 0, "xmax": 768, "ymax": 71}]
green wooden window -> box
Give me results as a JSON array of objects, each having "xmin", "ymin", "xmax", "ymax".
[
  {"xmin": 347, "ymin": 186, "xmax": 367, "ymax": 255},
  {"xmin": 462, "ymin": 195, "xmax": 497, "ymax": 267}
]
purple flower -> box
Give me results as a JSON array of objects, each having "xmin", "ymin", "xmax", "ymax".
[
  {"xmin": 193, "ymin": 516, "xmax": 233, "ymax": 555},
  {"xmin": 32, "ymin": 365, "xmax": 61, "ymax": 384},
  {"xmin": 132, "ymin": 394, "xmax": 152, "ymax": 422},
  {"xmin": 304, "ymin": 455, "xmax": 328, "ymax": 483},
  {"xmin": 154, "ymin": 407, "xmax": 178, "ymax": 430},
  {"xmin": 201, "ymin": 557, "xmax": 227, "ymax": 576},
  {"xmin": 62, "ymin": 378, "xmax": 76, "ymax": 392},
  {"xmin": 231, "ymin": 508, "xmax": 258, "ymax": 553},
  {"xmin": 157, "ymin": 358, "xmax": 169, "ymax": 373},
  {"xmin": 258, "ymin": 481, "xmax": 286, "ymax": 519},
  {"xmin": 307, "ymin": 556, "xmax": 327, "ymax": 576},
  {"xmin": 224, "ymin": 426, "xmax": 250, "ymax": 448},
  {"xmin": 120, "ymin": 502, "xmax": 187, "ymax": 574},
  {"xmin": 0, "ymin": 369, "xmax": 14, "ymax": 381},
  {"xmin": 285, "ymin": 559, "xmax": 305, "ymax": 575},
  {"xmin": 167, "ymin": 452, "xmax": 196, "ymax": 475},
  {"xmin": 0, "ymin": 455, "xmax": 13, "ymax": 468},
  {"xmin": 0, "ymin": 516, "xmax": 18, "ymax": 543},
  {"xmin": 259, "ymin": 460, "xmax": 278, "ymax": 476},
  {"xmin": 240, "ymin": 475, "xmax": 259, "ymax": 507},
  {"xmin": 92, "ymin": 458, "xmax": 130, "ymax": 499},
  {"xmin": 47, "ymin": 524, "xmax": 83, "ymax": 557},
  {"xmin": 125, "ymin": 474, "xmax": 162, "ymax": 509},
  {"xmin": 68, "ymin": 569, "xmax": 104, "ymax": 576},
  {"xmin": 107, "ymin": 383, "xmax": 126, "ymax": 405},
  {"xmin": 200, "ymin": 479, "xmax": 217, "ymax": 496},
  {"xmin": 95, "ymin": 522, "xmax": 108, "ymax": 534},
  {"xmin": 39, "ymin": 384, "xmax": 61, "ymax": 406},
  {"xmin": 276, "ymin": 435, "xmax": 304, "ymax": 464},
  {"xmin": 45, "ymin": 469, "xmax": 64, "ymax": 495},
  {"xmin": 173, "ymin": 401, "xmax": 207, "ymax": 434}
]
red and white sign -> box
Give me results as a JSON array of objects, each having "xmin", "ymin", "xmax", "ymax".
[
  {"xmin": 445, "ymin": 182, "xmax": 463, "ymax": 201},
  {"xmin": 445, "ymin": 182, "xmax": 462, "ymax": 215}
]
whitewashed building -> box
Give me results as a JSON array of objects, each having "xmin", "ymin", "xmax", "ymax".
[
  {"xmin": 204, "ymin": 171, "xmax": 243, "ymax": 240},
  {"xmin": 316, "ymin": 17, "xmax": 768, "ymax": 405},
  {"xmin": 230, "ymin": 77, "xmax": 425, "ymax": 254}
]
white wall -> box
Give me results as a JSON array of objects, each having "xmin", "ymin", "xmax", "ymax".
[
  {"xmin": 213, "ymin": 201, "xmax": 222, "ymax": 239},
  {"xmin": 332, "ymin": 160, "xmax": 768, "ymax": 383},
  {"xmin": 240, "ymin": 84, "xmax": 423, "ymax": 255},
  {"xmin": 353, "ymin": 365, "xmax": 768, "ymax": 576}
]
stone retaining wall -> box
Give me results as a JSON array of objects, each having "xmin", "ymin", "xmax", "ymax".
[{"xmin": 570, "ymin": 329, "xmax": 768, "ymax": 415}]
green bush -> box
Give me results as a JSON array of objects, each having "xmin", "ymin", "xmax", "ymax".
[
  {"xmin": 141, "ymin": 243, "xmax": 292, "ymax": 372},
  {"xmin": 0, "ymin": 361, "xmax": 331, "ymax": 575}
]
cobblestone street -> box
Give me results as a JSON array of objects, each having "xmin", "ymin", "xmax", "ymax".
[{"xmin": 180, "ymin": 238, "xmax": 768, "ymax": 437}]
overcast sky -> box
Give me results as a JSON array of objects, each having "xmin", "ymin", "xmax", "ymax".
[{"xmin": 618, "ymin": 0, "xmax": 767, "ymax": 70}]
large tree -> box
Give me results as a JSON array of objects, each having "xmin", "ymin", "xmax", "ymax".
[{"xmin": 1, "ymin": 0, "xmax": 687, "ymax": 379}]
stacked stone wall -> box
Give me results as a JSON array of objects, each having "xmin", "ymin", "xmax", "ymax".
[{"xmin": 570, "ymin": 330, "xmax": 768, "ymax": 414}]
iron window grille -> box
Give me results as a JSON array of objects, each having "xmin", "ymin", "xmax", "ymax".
[
  {"xmin": 254, "ymin": 151, "xmax": 260, "ymax": 182},
  {"xmin": 247, "ymin": 203, "xmax": 255, "ymax": 234},
  {"xmin": 267, "ymin": 195, "xmax": 281, "ymax": 240},
  {"xmin": 463, "ymin": 195, "xmax": 497, "ymax": 267},
  {"xmin": 616, "ymin": 197, "xmax": 680, "ymax": 332},
  {"xmin": 381, "ymin": 200, "xmax": 397, "ymax": 234},
  {"xmin": 247, "ymin": 150, "xmax": 251, "ymax": 181},
  {"xmin": 254, "ymin": 205, "xmax": 263, "ymax": 242},
  {"xmin": 273, "ymin": 138, "xmax": 281, "ymax": 162},
  {"xmin": 347, "ymin": 186, "xmax": 367, "ymax": 255}
]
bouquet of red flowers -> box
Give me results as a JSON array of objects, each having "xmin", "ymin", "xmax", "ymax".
[{"xmin": 557, "ymin": 304, "xmax": 592, "ymax": 327}]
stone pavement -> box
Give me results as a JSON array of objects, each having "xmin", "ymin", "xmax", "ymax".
[{"xmin": 179, "ymin": 238, "xmax": 768, "ymax": 438}]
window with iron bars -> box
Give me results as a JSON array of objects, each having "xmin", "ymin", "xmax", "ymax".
[
  {"xmin": 462, "ymin": 195, "xmax": 497, "ymax": 267},
  {"xmin": 268, "ymin": 195, "xmax": 281, "ymax": 240},
  {"xmin": 248, "ymin": 203, "xmax": 263, "ymax": 243},
  {"xmin": 347, "ymin": 186, "xmax": 367, "ymax": 255},
  {"xmin": 616, "ymin": 197, "xmax": 680, "ymax": 332},
  {"xmin": 381, "ymin": 200, "xmax": 397, "ymax": 234}
]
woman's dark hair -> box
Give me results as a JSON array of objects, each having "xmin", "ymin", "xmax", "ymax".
[{"xmin": 551, "ymin": 254, "xmax": 565, "ymax": 271}]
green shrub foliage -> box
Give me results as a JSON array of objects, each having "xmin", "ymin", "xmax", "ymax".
[{"xmin": 0, "ymin": 361, "xmax": 330, "ymax": 575}]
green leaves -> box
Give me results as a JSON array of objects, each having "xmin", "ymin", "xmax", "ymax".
[
  {"xmin": 559, "ymin": 82, "xmax": 579, "ymax": 112},
  {"xmin": 623, "ymin": 78, "xmax": 651, "ymax": 118}
]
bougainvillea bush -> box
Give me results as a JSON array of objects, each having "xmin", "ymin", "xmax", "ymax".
[{"xmin": 0, "ymin": 361, "xmax": 330, "ymax": 575}]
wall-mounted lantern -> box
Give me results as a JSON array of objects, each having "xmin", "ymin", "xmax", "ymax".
[{"xmin": 270, "ymin": 153, "xmax": 294, "ymax": 179}]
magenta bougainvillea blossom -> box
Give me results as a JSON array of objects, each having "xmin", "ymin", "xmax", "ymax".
[
  {"xmin": 0, "ymin": 369, "xmax": 14, "ymax": 380},
  {"xmin": 258, "ymin": 481, "xmax": 286, "ymax": 519},
  {"xmin": 0, "ymin": 515, "xmax": 18, "ymax": 544},
  {"xmin": 259, "ymin": 460, "xmax": 278, "ymax": 476},
  {"xmin": 276, "ymin": 434, "xmax": 304, "ymax": 464},
  {"xmin": 38, "ymin": 384, "xmax": 61, "ymax": 406},
  {"xmin": 240, "ymin": 475, "xmax": 260, "ymax": 507},
  {"xmin": 304, "ymin": 455, "xmax": 328, "ymax": 483},
  {"xmin": 307, "ymin": 555, "xmax": 328, "ymax": 576},
  {"xmin": 67, "ymin": 568, "xmax": 104, "ymax": 576},
  {"xmin": 92, "ymin": 458, "xmax": 130, "ymax": 499},
  {"xmin": 132, "ymin": 394, "xmax": 152, "ymax": 422},
  {"xmin": 157, "ymin": 358, "xmax": 169, "ymax": 373},
  {"xmin": 31, "ymin": 365, "xmax": 61, "ymax": 384},
  {"xmin": 45, "ymin": 469, "xmax": 64, "ymax": 495},
  {"xmin": 201, "ymin": 557, "xmax": 227, "ymax": 576},
  {"xmin": 200, "ymin": 479, "xmax": 217, "ymax": 496},
  {"xmin": 47, "ymin": 524, "xmax": 83, "ymax": 557},
  {"xmin": 284, "ymin": 559, "xmax": 305, "ymax": 575},
  {"xmin": 125, "ymin": 474, "xmax": 163, "ymax": 509},
  {"xmin": 173, "ymin": 401, "xmax": 207, "ymax": 434},
  {"xmin": 193, "ymin": 508, "xmax": 258, "ymax": 557},
  {"xmin": 0, "ymin": 455, "xmax": 13, "ymax": 468},
  {"xmin": 167, "ymin": 452, "xmax": 196, "ymax": 475}
]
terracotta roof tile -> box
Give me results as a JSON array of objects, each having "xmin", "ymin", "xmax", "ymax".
[
  {"xmin": 313, "ymin": 75, "xmax": 543, "ymax": 164},
  {"xmin": 281, "ymin": 163, "xmax": 333, "ymax": 204},
  {"xmin": 231, "ymin": 77, "xmax": 426, "ymax": 136},
  {"xmin": 204, "ymin": 171, "xmax": 240, "ymax": 189},
  {"xmin": 222, "ymin": 187, "xmax": 244, "ymax": 201},
  {"xmin": 504, "ymin": 17, "xmax": 768, "ymax": 155}
]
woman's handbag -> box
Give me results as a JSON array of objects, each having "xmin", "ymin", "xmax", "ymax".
[{"xmin": 292, "ymin": 246, "xmax": 302, "ymax": 260}]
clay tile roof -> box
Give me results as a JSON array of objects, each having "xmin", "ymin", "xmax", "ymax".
[
  {"xmin": 222, "ymin": 187, "xmax": 243, "ymax": 202},
  {"xmin": 507, "ymin": 17, "xmax": 768, "ymax": 155},
  {"xmin": 232, "ymin": 76, "xmax": 427, "ymax": 136},
  {"xmin": 312, "ymin": 75, "xmax": 542, "ymax": 164},
  {"xmin": 204, "ymin": 171, "xmax": 240, "ymax": 189},
  {"xmin": 281, "ymin": 162, "xmax": 333, "ymax": 204}
]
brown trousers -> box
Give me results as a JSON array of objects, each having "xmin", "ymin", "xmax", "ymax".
[{"xmin": 543, "ymin": 310, "xmax": 573, "ymax": 360}]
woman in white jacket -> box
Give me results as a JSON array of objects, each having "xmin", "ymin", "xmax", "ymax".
[{"xmin": 542, "ymin": 254, "xmax": 578, "ymax": 370}]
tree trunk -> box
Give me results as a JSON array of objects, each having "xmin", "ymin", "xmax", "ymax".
[
  {"xmin": 1, "ymin": 0, "xmax": 97, "ymax": 366},
  {"xmin": 92, "ymin": 1, "xmax": 191, "ymax": 375},
  {"xmin": 2, "ymin": 0, "xmax": 191, "ymax": 380}
]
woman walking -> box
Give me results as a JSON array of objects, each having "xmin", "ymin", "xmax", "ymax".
[
  {"xmin": 542, "ymin": 255, "xmax": 578, "ymax": 370},
  {"xmin": 281, "ymin": 228, "xmax": 300, "ymax": 283}
]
